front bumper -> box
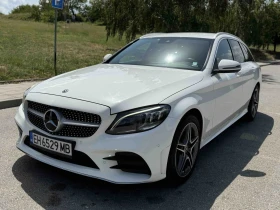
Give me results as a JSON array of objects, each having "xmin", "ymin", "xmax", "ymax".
[{"xmin": 15, "ymin": 94, "xmax": 178, "ymax": 184}]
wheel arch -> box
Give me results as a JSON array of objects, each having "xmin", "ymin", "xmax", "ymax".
[
  {"xmin": 164, "ymin": 107, "xmax": 204, "ymax": 181},
  {"xmin": 169, "ymin": 96, "xmax": 204, "ymax": 137},
  {"xmin": 161, "ymin": 97, "xmax": 205, "ymax": 175},
  {"xmin": 178, "ymin": 108, "xmax": 203, "ymax": 136}
]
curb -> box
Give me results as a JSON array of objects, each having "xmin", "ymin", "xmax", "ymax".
[
  {"xmin": 0, "ymin": 99, "xmax": 21, "ymax": 110},
  {"xmin": 257, "ymin": 61, "xmax": 280, "ymax": 67},
  {"xmin": 0, "ymin": 78, "xmax": 47, "ymax": 85},
  {"xmin": 259, "ymin": 64, "xmax": 271, "ymax": 67}
]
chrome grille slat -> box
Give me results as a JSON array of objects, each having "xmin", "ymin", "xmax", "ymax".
[
  {"xmin": 27, "ymin": 101, "xmax": 101, "ymax": 138},
  {"xmin": 61, "ymin": 119, "xmax": 100, "ymax": 128},
  {"xmin": 28, "ymin": 108, "xmax": 44, "ymax": 118}
]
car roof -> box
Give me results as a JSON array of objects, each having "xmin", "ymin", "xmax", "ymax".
[{"xmin": 139, "ymin": 32, "xmax": 238, "ymax": 40}]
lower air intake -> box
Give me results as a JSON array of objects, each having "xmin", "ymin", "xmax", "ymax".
[{"xmin": 104, "ymin": 152, "xmax": 151, "ymax": 175}]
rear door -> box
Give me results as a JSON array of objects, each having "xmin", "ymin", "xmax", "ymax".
[
  {"xmin": 239, "ymin": 42, "xmax": 259, "ymax": 103},
  {"xmin": 228, "ymin": 39, "xmax": 256, "ymax": 107}
]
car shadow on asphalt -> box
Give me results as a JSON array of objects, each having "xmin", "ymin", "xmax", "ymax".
[
  {"xmin": 262, "ymin": 74, "xmax": 280, "ymax": 84},
  {"xmin": 12, "ymin": 112, "xmax": 273, "ymax": 210}
]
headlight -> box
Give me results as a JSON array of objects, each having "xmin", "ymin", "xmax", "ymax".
[
  {"xmin": 22, "ymin": 84, "xmax": 37, "ymax": 110},
  {"xmin": 106, "ymin": 105, "xmax": 171, "ymax": 135},
  {"xmin": 22, "ymin": 88, "xmax": 31, "ymax": 104},
  {"xmin": 22, "ymin": 87, "xmax": 31, "ymax": 111}
]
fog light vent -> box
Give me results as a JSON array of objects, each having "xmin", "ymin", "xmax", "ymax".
[{"xmin": 104, "ymin": 152, "xmax": 151, "ymax": 175}]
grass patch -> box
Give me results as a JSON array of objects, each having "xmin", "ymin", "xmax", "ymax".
[
  {"xmin": 0, "ymin": 18, "xmax": 126, "ymax": 81},
  {"xmin": 6, "ymin": 13, "xmax": 33, "ymax": 21},
  {"xmin": 250, "ymin": 48, "xmax": 275, "ymax": 61},
  {"xmin": 266, "ymin": 44, "xmax": 280, "ymax": 52},
  {"xmin": 0, "ymin": 17, "xmax": 278, "ymax": 81},
  {"xmin": 250, "ymin": 44, "xmax": 280, "ymax": 61}
]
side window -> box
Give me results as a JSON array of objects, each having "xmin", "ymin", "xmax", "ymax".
[
  {"xmin": 240, "ymin": 43, "xmax": 254, "ymax": 62},
  {"xmin": 228, "ymin": 40, "xmax": 245, "ymax": 63},
  {"xmin": 216, "ymin": 39, "xmax": 234, "ymax": 66}
]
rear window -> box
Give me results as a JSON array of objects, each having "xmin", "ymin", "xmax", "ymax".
[
  {"xmin": 240, "ymin": 43, "xmax": 254, "ymax": 62},
  {"xmin": 108, "ymin": 38, "xmax": 213, "ymax": 71}
]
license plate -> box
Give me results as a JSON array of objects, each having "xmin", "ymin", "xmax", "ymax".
[{"xmin": 30, "ymin": 132, "xmax": 73, "ymax": 157}]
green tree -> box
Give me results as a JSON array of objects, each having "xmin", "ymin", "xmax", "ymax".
[
  {"xmin": 11, "ymin": 5, "xmax": 34, "ymax": 14},
  {"xmin": 101, "ymin": 0, "xmax": 280, "ymax": 52},
  {"xmin": 64, "ymin": 0, "xmax": 87, "ymax": 17},
  {"xmin": 30, "ymin": 5, "xmax": 41, "ymax": 21},
  {"xmin": 84, "ymin": 0, "xmax": 106, "ymax": 23}
]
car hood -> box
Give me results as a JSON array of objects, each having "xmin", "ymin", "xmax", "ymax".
[{"xmin": 31, "ymin": 64, "xmax": 203, "ymax": 114}]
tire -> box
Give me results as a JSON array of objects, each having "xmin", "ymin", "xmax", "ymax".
[
  {"xmin": 245, "ymin": 85, "xmax": 260, "ymax": 121},
  {"xmin": 166, "ymin": 115, "xmax": 201, "ymax": 185}
]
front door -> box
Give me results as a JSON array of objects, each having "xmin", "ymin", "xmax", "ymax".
[{"xmin": 211, "ymin": 39, "xmax": 244, "ymax": 131}]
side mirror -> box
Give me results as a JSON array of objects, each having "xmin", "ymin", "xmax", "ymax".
[
  {"xmin": 214, "ymin": 59, "xmax": 241, "ymax": 73},
  {"xmin": 103, "ymin": 54, "xmax": 112, "ymax": 62}
]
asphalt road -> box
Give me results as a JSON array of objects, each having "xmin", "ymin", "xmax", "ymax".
[{"xmin": 1, "ymin": 64, "xmax": 280, "ymax": 210}]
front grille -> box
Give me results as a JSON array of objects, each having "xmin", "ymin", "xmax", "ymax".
[
  {"xmin": 24, "ymin": 137, "xmax": 99, "ymax": 169},
  {"xmin": 28, "ymin": 101, "xmax": 101, "ymax": 124},
  {"xmin": 27, "ymin": 101, "xmax": 101, "ymax": 138}
]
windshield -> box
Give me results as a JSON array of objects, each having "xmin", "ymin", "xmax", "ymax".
[{"xmin": 107, "ymin": 37, "xmax": 213, "ymax": 71}]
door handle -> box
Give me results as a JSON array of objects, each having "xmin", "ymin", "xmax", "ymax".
[
  {"xmin": 251, "ymin": 66, "xmax": 256, "ymax": 72},
  {"xmin": 236, "ymin": 72, "xmax": 242, "ymax": 76}
]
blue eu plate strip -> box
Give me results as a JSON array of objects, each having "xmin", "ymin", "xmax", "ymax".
[{"xmin": 29, "ymin": 132, "xmax": 33, "ymax": 143}]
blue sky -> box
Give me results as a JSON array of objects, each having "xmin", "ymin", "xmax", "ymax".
[{"xmin": 0, "ymin": 0, "xmax": 39, "ymax": 15}]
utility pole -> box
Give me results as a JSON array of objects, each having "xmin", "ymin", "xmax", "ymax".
[
  {"xmin": 54, "ymin": 9, "xmax": 58, "ymax": 75},
  {"xmin": 51, "ymin": 0, "xmax": 64, "ymax": 76}
]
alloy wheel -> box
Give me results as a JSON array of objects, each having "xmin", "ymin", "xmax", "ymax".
[
  {"xmin": 251, "ymin": 87, "xmax": 259, "ymax": 117},
  {"xmin": 175, "ymin": 122, "xmax": 200, "ymax": 177}
]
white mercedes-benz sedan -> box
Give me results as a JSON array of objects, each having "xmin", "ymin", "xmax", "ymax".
[{"xmin": 15, "ymin": 32, "xmax": 261, "ymax": 185}]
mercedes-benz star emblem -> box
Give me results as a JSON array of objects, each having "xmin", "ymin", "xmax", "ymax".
[{"xmin": 43, "ymin": 109, "xmax": 63, "ymax": 132}]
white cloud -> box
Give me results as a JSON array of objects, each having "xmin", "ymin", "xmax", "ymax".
[{"xmin": 0, "ymin": 0, "xmax": 39, "ymax": 15}]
